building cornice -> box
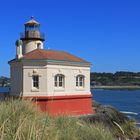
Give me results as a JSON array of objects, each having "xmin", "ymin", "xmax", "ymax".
[{"xmin": 8, "ymin": 59, "xmax": 91, "ymax": 67}]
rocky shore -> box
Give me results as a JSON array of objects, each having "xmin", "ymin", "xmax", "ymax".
[{"xmin": 80, "ymin": 101, "xmax": 140, "ymax": 140}]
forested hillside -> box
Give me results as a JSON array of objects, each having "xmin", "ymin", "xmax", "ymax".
[
  {"xmin": 90, "ymin": 71, "xmax": 140, "ymax": 86},
  {"xmin": 0, "ymin": 76, "xmax": 10, "ymax": 87}
]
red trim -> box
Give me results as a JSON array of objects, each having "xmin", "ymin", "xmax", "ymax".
[
  {"xmin": 22, "ymin": 94, "xmax": 93, "ymax": 116},
  {"xmin": 23, "ymin": 94, "xmax": 92, "ymax": 100}
]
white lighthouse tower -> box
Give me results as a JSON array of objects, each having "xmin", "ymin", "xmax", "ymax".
[{"xmin": 20, "ymin": 16, "xmax": 45, "ymax": 54}]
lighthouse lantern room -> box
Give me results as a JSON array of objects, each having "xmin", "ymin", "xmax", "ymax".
[{"xmin": 20, "ymin": 16, "xmax": 45, "ymax": 55}]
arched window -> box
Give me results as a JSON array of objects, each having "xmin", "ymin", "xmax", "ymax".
[
  {"xmin": 37, "ymin": 43, "xmax": 41, "ymax": 49},
  {"xmin": 54, "ymin": 74, "xmax": 65, "ymax": 88},
  {"xmin": 76, "ymin": 75, "xmax": 85, "ymax": 87}
]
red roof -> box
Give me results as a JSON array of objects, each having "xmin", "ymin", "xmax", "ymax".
[{"xmin": 23, "ymin": 49, "xmax": 89, "ymax": 63}]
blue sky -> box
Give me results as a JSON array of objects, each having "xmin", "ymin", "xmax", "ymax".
[{"xmin": 0, "ymin": 0, "xmax": 140, "ymax": 77}]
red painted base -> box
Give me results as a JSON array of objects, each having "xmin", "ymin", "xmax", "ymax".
[{"xmin": 23, "ymin": 94, "xmax": 93, "ymax": 116}]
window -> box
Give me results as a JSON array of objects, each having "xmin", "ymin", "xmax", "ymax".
[
  {"xmin": 76, "ymin": 75, "xmax": 84, "ymax": 87},
  {"xmin": 37, "ymin": 43, "xmax": 41, "ymax": 49},
  {"xmin": 54, "ymin": 74, "xmax": 65, "ymax": 88},
  {"xmin": 32, "ymin": 75, "xmax": 39, "ymax": 89}
]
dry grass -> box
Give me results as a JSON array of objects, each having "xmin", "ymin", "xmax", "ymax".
[
  {"xmin": 91, "ymin": 100, "xmax": 140, "ymax": 140},
  {"xmin": 0, "ymin": 99, "xmax": 115, "ymax": 140}
]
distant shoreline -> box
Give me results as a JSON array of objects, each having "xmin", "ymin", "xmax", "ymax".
[{"xmin": 91, "ymin": 85, "xmax": 140, "ymax": 90}]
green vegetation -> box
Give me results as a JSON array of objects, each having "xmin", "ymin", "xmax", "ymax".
[
  {"xmin": 0, "ymin": 99, "xmax": 139, "ymax": 140},
  {"xmin": 0, "ymin": 76, "xmax": 10, "ymax": 87},
  {"xmin": 0, "ymin": 99, "xmax": 115, "ymax": 140},
  {"xmin": 91, "ymin": 71, "xmax": 140, "ymax": 87}
]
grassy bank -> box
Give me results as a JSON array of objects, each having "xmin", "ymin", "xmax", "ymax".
[
  {"xmin": 0, "ymin": 99, "xmax": 115, "ymax": 140},
  {"xmin": 0, "ymin": 99, "xmax": 139, "ymax": 140}
]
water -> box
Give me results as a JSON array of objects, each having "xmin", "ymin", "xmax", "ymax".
[
  {"xmin": 0, "ymin": 87, "xmax": 9, "ymax": 101},
  {"xmin": 92, "ymin": 89, "xmax": 140, "ymax": 122},
  {"xmin": 0, "ymin": 87, "xmax": 9, "ymax": 93}
]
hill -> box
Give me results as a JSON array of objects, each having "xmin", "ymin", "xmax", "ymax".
[
  {"xmin": 91, "ymin": 71, "xmax": 140, "ymax": 88},
  {"xmin": 0, "ymin": 76, "xmax": 10, "ymax": 87}
]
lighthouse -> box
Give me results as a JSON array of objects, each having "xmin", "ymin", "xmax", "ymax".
[
  {"xmin": 20, "ymin": 16, "xmax": 45, "ymax": 54},
  {"xmin": 8, "ymin": 17, "xmax": 93, "ymax": 116}
]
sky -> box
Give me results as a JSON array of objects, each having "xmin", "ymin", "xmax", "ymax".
[{"xmin": 0, "ymin": 0, "xmax": 140, "ymax": 77}]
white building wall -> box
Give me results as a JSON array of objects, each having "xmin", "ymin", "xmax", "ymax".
[
  {"xmin": 22, "ymin": 61, "xmax": 47, "ymax": 96},
  {"xmin": 46, "ymin": 65, "xmax": 91, "ymax": 96},
  {"xmin": 21, "ymin": 62, "xmax": 91, "ymax": 96},
  {"xmin": 10, "ymin": 61, "xmax": 91, "ymax": 97},
  {"xmin": 10, "ymin": 62, "xmax": 23, "ymax": 96}
]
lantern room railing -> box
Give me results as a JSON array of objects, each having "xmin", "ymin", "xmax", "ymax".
[{"xmin": 20, "ymin": 31, "xmax": 45, "ymax": 41}]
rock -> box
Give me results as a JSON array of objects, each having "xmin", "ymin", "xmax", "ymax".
[{"xmin": 80, "ymin": 103, "xmax": 129, "ymax": 127}]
